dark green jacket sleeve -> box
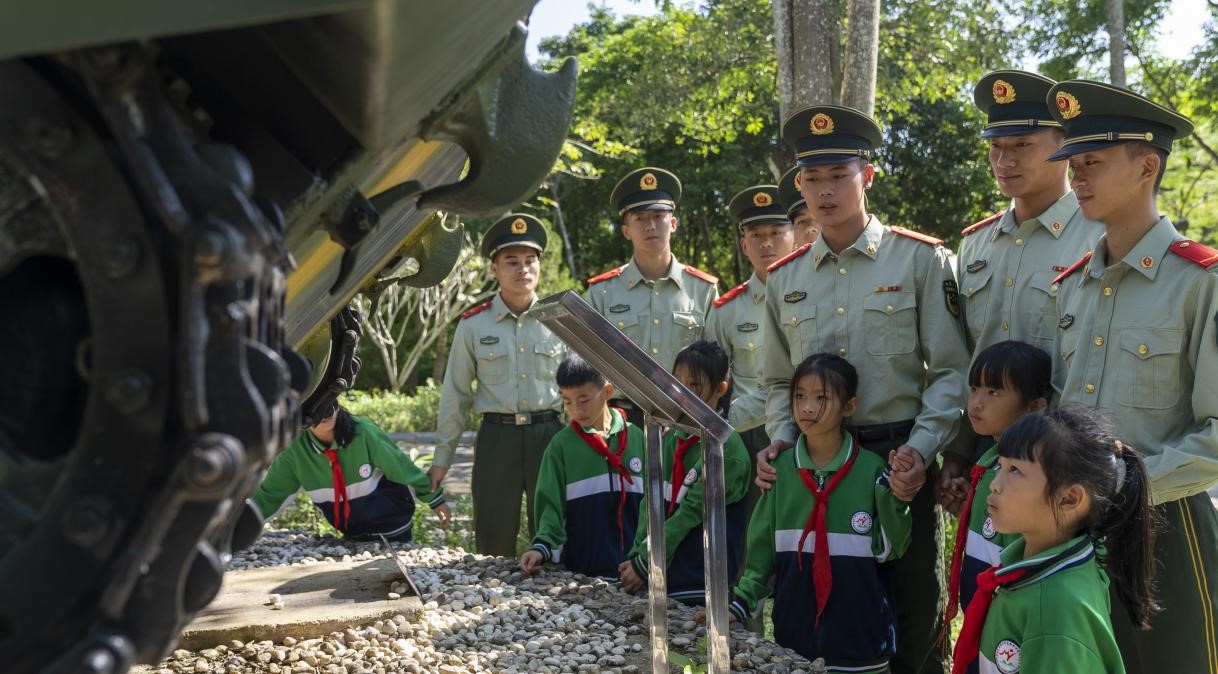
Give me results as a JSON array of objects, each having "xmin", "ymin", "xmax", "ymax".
[
  {"xmin": 530, "ymin": 435, "xmax": 568, "ymax": 561},
  {"xmin": 252, "ymin": 439, "xmax": 304, "ymax": 519},
  {"xmin": 364, "ymin": 421, "xmax": 445, "ymax": 509},
  {"xmin": 730, "ymin": 489, "xmax": 777, "ymax": 621}
]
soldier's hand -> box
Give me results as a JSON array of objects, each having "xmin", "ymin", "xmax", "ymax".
[
  {"xmin": 888, "ymin": 445, "xmax": 925, "ymax": 502},
  {"xmin": 755, "ymin": 439, "xmax": 794, "ymax": 492},
  {"xmin": 519, "ymin": 550, "xmax": 544, "ymax": 576},
  {"xmin": 428, "ymin": 464, "xmax": 449, "ymax": 491},
  {"xmin": 433, "ymin": 503, "xmax": 452, "ymax": 529},
  {"xmin": 937, "ymin": 452, "xmax": 969, "ymax": 508},
  {"xmin": 941, "ymin": 477, "xmax": 969, "ymax": 517}
]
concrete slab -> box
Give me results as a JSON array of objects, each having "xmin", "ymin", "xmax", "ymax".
[{"xmin": 178, "ymin": 558, "xmax": 423, "ymax": 650}]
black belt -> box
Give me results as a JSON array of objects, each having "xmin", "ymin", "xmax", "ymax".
[
  {"xmin": 482, "ymin": 410, "xmax": 560, "ymax": 426},
  {"xmin": 849, "ymin": 419, "xmax": 915, "ymax": 443}
]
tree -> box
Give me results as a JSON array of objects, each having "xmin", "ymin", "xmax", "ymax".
[{"xmin": 1107, "ymin": 0, "xmax": 1128, "ymax": 85}]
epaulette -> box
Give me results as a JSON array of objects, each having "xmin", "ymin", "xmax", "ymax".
[
  {"xmin": 1052, "ymin": 252, "xmax": 1092, "ymax": 285},
  {"xmin": 961, "ymin": 211, "xmax": 1004, "ymax": 237},
  {"xmin": 766, "ymin": 242, "xmax": 812, "ymax": 273},
  {"xmin": 460, "ymin": 300, "xmax": 493, "ymax": 319},
  {"xmin": 684, "ymin": 265, "xmax": 719, "ymax": 285},
  {"xmin": 1169, "ymin": 240, "xmax": 1218, "ymax": 268},
  {"xmin": 890, "ymin": 226, "xmax": 945, "ymax": 246},
  {"xmin": 712, "ymin": 282, "xmax": 749, "ymax": 308},
  {"xmin": 587, "ymin": 266, "xmax": 624, "ymax": 286}
]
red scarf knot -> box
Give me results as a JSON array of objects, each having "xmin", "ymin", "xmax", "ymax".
[
  {"xmin": 669, "ymin": 435, "xmax": 701, "ymax": 515},
  {"xmin": 950, "ymin": 565, "xmax": 1027, "ymax": 674}
]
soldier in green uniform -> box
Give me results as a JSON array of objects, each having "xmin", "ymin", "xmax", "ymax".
[
  {"xmin": 756, "ymin": 105, "xmax": 971, "ymax": 674},
  {"xmin": 585, "ymin": 167, "xmax": 720, "ymax": 403},
  {"xmin": 1045, "ymin": 79, "xmax": 1218, "ymax": 674},
  {"xmin": 432, "ymin": 214, "xmax": 567, "ymax": 557},
  {"xmin": 778, "ymin": 165, "xmax": 821, "ymax": 247}
]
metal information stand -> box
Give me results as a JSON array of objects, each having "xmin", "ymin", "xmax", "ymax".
[{"xmin": 529, "ymin": 291, "xmax": 733, "ymax": 674}]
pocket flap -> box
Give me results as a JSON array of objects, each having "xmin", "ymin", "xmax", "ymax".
[
  {"xmin": 961, "ymin": 269, "xmax": 993, "ymax": 297},
  {"xmin": 1119, "ymin": 328, "xmax": 1183, "ymax": 360},
  {"xmin": 780, "ymin": 302, "xmax": 817, "ymax": 327},
  {"xmin": 863, "ymin": 292, "xmax": 917, "ymax": 314},
  {"xmin": 672, "ymin": 311, "xmax": 703, "ymax": 329},
  {"xmin": 534, "ymin": 342, "xmax": 561, "ymax": 358},
  {"xmin": 611, "ymin": 314, "xmax": 640, "ymax": 330}
]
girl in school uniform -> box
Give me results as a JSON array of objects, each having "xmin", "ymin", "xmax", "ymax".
[
  {"xmin": 617, "ymin": 339, "xmax": 753, "ymax": 605},
  {"xmin": 951, "ymin": 406, "xmax": 1155, "ymax": 674},
  {"xmin": 729, "ymin": 353, "xmax": 913, "ymax": 673}
]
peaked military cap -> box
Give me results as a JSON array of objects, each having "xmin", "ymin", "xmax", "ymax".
[
  {"xmin": 610, "ymin": 167, "xmax": 682, "ymax": 215},
  {"xmin": 782, "ymin": 105, "xmax": 882, "ymax": 167},
  {"xmin": 777, "ymin": 166, "xmax": 807, "ymax": 218},
  {"xmin": 728, "ymin": 185, "xmax": 787, "ymax": 229},
  {"xmin": 479, "ymin": 213, "xmax": 547, "ymax": 259},
  {"xmin": 973, "ymin": 70, "xmax": 1062, "ymax": 138},
  {"xmin": 1046, "ymin": 79, "xmax": 1194, "ymax": 161}
]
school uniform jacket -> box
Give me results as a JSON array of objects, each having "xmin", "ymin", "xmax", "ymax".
[
  {"xmin": 529, "ymin": 408, "xmax": 646, "ymax": 578},
  {"xmin": 960, "ymin": 444, "xmax": 1021, "ymax": 615},
  {"xmin": 252, "ymin": 416, "xmax": 443, "ymax": 540},
  {"xmin": 729, "ymin": 431, "xmax": 912, "ymax": 673}
]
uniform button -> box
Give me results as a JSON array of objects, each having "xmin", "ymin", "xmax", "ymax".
[
  {"xmin": 1001, "ymin": 321, "xmax": 1009, "ymax": 331},
  {"xmin": 839, "ymin": 267, "xmax": 847, "ymax": 275},
  {"xmin": 519, "ymin": 347, "xmax": 525, "ymax": 353},
  {"xmin": 653, "ymin": 319, "xmax": 660, "ymax": 325},
  {"xmin": 618, "ymin": 321, "xmax": 625, "ymax": 328},
  {"xmin": 1103, "ymin": 287, "xmax": 1113, "ymax": 296},
  {"xmin": 654, "ymin": 290, "xmax": 660, "ymax": 296},
  {"xmin": 687, "ymin": 318, "xmax": 695, "ymax": 326},
  {"xmin": 1015, "ymin": 238, "xmax": 1024, "ymax": 246},
  {"xmin": 1005, "ymin": 278, "xmax": 1014, "ymax": 287},
  {"xmin": 836, "ymin": 307, "xmax": 845, "ymax": 315},
  {"xmin": 967, "ymin": 287, "xmax": 974, "ymax": 295},
  {"xmin": 1138, "ymin": 344, "xmax": 1148, "ymax": 355},
  {"xmin": 520, "ymin": 373, "xmax": 527, "ymax": 379},
  {"xmin": 814, "ymin": 255, "xmax": 821, "ymax": 263},
  {"xmin": 885, "ymin": 305, "xmax": 894, "ymax": 314},
  {"xmin": 838, "ymin": 347, "xmax": 847, "ymax": 357},
  {"xmin": 790, "ymin": 317, "xmax": 797, "ymax": 326},
  {"xmin": 1085, "ymin": 384, "xmax": 1096, "ymax": 393},
  {"xmin": 1094, "ymin": 336, "xmax": 1104, "ymax": 347},
  {"xmin": 651, "ymin": 348, "xmax": 659, "ymax": 354},
  {"xmin": 1050, "ymin": 283, "xmax": 1059, "ymax": 292}
]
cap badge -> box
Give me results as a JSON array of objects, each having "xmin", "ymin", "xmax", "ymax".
[
  {"xmin": 510, "ymin": 218, "xmax": 528, "ymax": 234},
  {"xmin": 810, "ymin": 113, "xmax": 835, "ymax": 135},
  {"xmin": 992, "ymin": 79, "xmax": 1016, "ymax": 104},
  {"xmin": 1141, "ymin": 256, "xmax": 1154, "ymax": 268},
  {"xmin": 640, "ymin": 172, "xmax": 658, "ymax": 190},
  {"xmin": 753, "ymin": 192, "xmax": 773, "ymax": 207},
  {"xmin": 1056, "ymin": 91, "xmax": 1081, "ymax": 119}
]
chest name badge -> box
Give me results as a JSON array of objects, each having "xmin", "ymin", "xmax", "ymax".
[
  {"xmin": 966, "ymin": 259, "xmax": 987, "ymax": 273},
  {"xmin": 628, "ymin": 456, "xmax": 643, "ymax": 474},
  {"xmin": 982, "ymin": 514, "xmax": 996, "ymax": 539},
  {"xmin": 609, "ymin": 304, "xmax": 631, "ymax": 313},
  {"xmin": 851, "ymin": 511, "xmax": 874, "ymax": 534},
  {"xmin": 784, "ymin": 291, "xmax": 807, "ymax": 303},
  {"xmin": 737, "ymin": 322, "xmax": 759, "ymax": 332},
  {"xmin": 684, "ymin": 468, "xmax": 698, "ymax": 485},
  {"xmin": 358, "ymin": 463, "xmax": 372, "ymax": 479},
  {"xmin": 994, "ymin": 640, "xmax": 1021, "ymax": 674},
  {"xmin": 479, "ymin": 336, "xmax": 500, "ymax": 345},
  {"xmin": 1058, "ymin": 314, "xmax": 1074, "ymax": 329}
]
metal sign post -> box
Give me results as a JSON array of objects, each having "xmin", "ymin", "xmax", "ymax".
[{"xmin": 530, "ymin": 291, "xmax": 732, "ymax": 674}]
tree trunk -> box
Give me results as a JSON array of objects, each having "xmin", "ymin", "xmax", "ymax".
[
  {"xmin": 1107, "ymin": 0, "xmax": 1127, "ymax": 86},
  {"xmin": 549, "ymin": 179, "xmax": 579, "ymax": 281},
  {"xmin": 841, "ymin": 0, "xmax": 879, "ymax": 115},
  {"xmin": 773, "ymin": 0, "xmax": 840, "ymax": 123},
  {"xmin": 431, "ymin": 326, "xmax": 449, "ymax": 384}
]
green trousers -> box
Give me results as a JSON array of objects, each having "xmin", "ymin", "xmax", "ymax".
[
  {"xmin": 864, "ymin": 435, "xmax": 947, "ymax": 674},
  {"xmin": 1112, "ymin": 491, "xmax": 1218, "ymax": 674},
  {"xmin": 470, "ymin": 418, "xmax": 562, "ymax": 557}
]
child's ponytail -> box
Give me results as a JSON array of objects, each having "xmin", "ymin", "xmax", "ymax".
[{"xmin": 1096, "ymin": 443, "xmax": 1159, "ymax": 629}]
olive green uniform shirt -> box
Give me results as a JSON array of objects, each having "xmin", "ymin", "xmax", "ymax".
[
  {"xmin": 585, "ymin": 255, "xmax": 719, "ymax": 372},
  {"xmin": 435, "ymin": 293, "xmax": 566, "ymax": 468},
  {"xmin": 763, "ymin": 216, "xmax": 970, "ymax": 460},
  {"xmin": 958, "ymin": 192, "xmax": 1104, "ymax": 355},
  {"xmin": 1054, "ymin": 217, "xmax": 1218, "ymax": 504},
  {"xmin": 704, "ymin": 273, "xmax": 767, "ymax": 431}
]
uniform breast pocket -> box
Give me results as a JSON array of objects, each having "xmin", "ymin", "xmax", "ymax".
[
  {"xmin": 476, "ymin": 347, "xmax": 509, "ymax": 385},
  {"xmin": 780, "ymin": 303, "xmax": 818, "ymax": 361},
  {"xmin": 864, "ymin": 293, "xmax": 918, "ymax": 356},
  {"xmin": 534, "ymin": 342, "xmax": 563, "ymax": 379},
  {"xmin": 672, "ymin": 311, "xmax": 704, "ymax": 350},
  {"xmin": 730, "ymin": 332, "xmax": 761, "ymax": 376},
  {"xmin": 611, "ymin": 313, "xmax": 642, "ymax": 344},
  {"xmin": 961, "ymin": 269, "xmax": 994, "ymax": 339},
  {"xmin": 1117, "ymin": 328, "xmax": 1183, "ymax": 409},
  {"xmin": 1023, "ymin": 271, "xmax": 1059, "ymax": 348}
]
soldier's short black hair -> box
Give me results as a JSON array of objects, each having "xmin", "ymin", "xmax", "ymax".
[{"xmin": 556, "ymin": 353, "xmax": 605, "ymax": 389}]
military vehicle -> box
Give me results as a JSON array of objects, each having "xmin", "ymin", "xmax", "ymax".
[{"xmin": 0, "ymin": 3, "xmax": 576, "ymax": 671}]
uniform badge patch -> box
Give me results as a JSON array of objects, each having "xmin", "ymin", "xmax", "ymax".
[
  {"xmin": 358, "ymin": 464, "xmax": 372, "ymax": 479},
  {"xmin": 966, "ymin": 259, "xmax": 987, "ymax": 273},
  {"xmin": 684, "ymin": 468, "xmax": 698, "ymax": 486},
  {"xmin": 1056, "ymin": 91, "xmax": 1081, "ymax": 119},
  {"xmin": 994, "ymin": 639, "xmax": 1021, "ymax": 673},
  {"xmin": 810, "ymin": 113, "xmax": 835, "ymax": 135},
  {"xmin": 1058, "ymin": 314, "xmax": 1074, "ymax": 329},
  {"xmin": 479, "ymin": 336, "xmax": 500, "ymax": 345},
  {"xmin": 784, "ymin": 291, "xmax": 807, "ymax": 303},
  {"xmin": 629, "ymin": 457, "xmax": 643, "ymax": 474},
  {"xmin": 982, "ymin": 515, "xmax": 996, "ymax": 539},
  {"xmin": 753, "ymin": 192, "xmax": 773, "ymax": 207},
  {"xmin": 510, "ymin": 218, "xmax": 528, "ymax": 234},
  {"xmin": 943, "ymin": 279, "xmax": 961, "ymax": 317},
  {"xmin": 609, "ymin": 304, "xmax": 631, "ymax": 313},
  {"xmin": 737, "ymin": 322, "xmax": 759, "ymax": 332},
  {"xmin": 851, "ymin": 511, "xmax": 874, "ymax": 534}
]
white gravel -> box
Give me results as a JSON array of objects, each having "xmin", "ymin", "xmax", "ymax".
[{"xmin": 139, "ymin": 530, "xmax": 820, "ymax": 674}]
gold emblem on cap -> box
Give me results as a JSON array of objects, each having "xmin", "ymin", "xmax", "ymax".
[
  {"xmin": 753, "ymin": 192, "xmax": 773, "ymax": 207},
  {"xmin": 510, "ymin": 218, "xmax": 528, "ymax": 234},
  {"xmin": 810, "ymin": 113, "xmax": 835, "ymax": 135},
  {"xmin": 640, "ymin": 172, "xmax": 658, "ymax": 190},
  {"xmin": 1056, "ymin": 91, "xmax": 1081, "ymax": 119},
  {"xmin": 992, "ymin": 79, "xmax": 1016, "ymax": 104}
]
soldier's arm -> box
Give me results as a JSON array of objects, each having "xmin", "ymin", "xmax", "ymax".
[
  {"xmin": 762, "ymin": 278, "xmax": 798, "ymax": 445},
  {"xmin": 907, "ymin": 246, "xmax": 970, "ymax": 461},
  {"xmin": 434, "ymin": 319, "xmax": 476, "ymax": 468}
]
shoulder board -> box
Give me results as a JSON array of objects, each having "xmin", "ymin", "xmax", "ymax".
[
  {"xmin": 684, "ymin": 265, "xmax": 719, "ymax": 284},
  {"xmin": 1169, "ymin": 239, "xmax": 1218, "ymax": 268},
  {"xmin": 890, "ymin": 226, "xmax": 944, "ymax": 246},
  {"xmin": 460, "ymin": 300, "xmax": 493, "ymax": 319},
  {"xmin": 960, "ymin": 211, "xmax": 1004, "ymax": 237},
  {"xmin": 586, "ymin": 266, "xmax": 624, "ymax": 286},
  {"xmin": 712, "ymin": 282, "xmax": 748, "ymax": 308},
  {"xmin": 1052, "ymin": 252, "xmax": 1092, "ymax": 285},
  {"xmin": 766, "ymin": 242, "xmax": 812, "ymax": 273}
]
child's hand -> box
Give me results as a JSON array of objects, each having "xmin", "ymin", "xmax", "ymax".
[
  {"xmin": 618, "ymin": 561, "xmax": 646, "ymax": 594},
  {"xmin": 432, "ymin": 503, "xmax": 452, "ymax": 529},
  {"xmin": 755, "ymin": 439, "xmax": 793, "ymax": 492},
  {"xmin": 941, "ymin": 476, "xmax": 970, "ymax": 517},
  {"xmin": 887, "ymin": 445, "xmax": 925, "ymax": 502},
  {"xmin": 692, "ymin": 607, "xmax": 737, "ymax": 624},
  {"xmin": 519, "ymin": 550, "xmax": 544, "ymax": 576},
  {"xmin": 887, "ymin": 448, "xmax": 916, "ymax": 473}
]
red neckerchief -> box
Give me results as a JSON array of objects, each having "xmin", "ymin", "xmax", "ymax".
[
  {"xmin": 321, "ymin": 448, "xmax": 351, "ymax": 531},
  {"xmin": 669, "ymin": 434, "xmax": 701, "ymax": 515},
  {"xmin": 951, "ymin": 565, "xmax": 1028, "ymax": 674},
  {"xmin": 945, "ymin": 463, "xmax": 992, "ymax": 626},
  {"xmin": 797, "ymin": 436, "xmax": 857, "ymax": 626},
  {"xmin": 571, "ymin": 408, "xmax": 634, "ymax": 548}
]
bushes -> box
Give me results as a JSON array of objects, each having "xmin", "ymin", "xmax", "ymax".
[{"xmin": 341, "ymin": 379, "xmax": 479, "ymax": 434}]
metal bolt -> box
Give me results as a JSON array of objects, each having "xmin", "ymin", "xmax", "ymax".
[
  {"xmin": 101, "ymin": 238, "xmax": 140, "ymax": 279},
  {"xmin": 80, "ymin": 648, "xmax": 116, "ymax": 674},
  {"xmin": 25, "ymin": 117, "xmax": 73, "ymax": 158},
  {"xmin": 105, "ymin": 370, "xmax": 152, "ymax": 414},
  {"xmin": 63, "ymin": 498, "xmax": 111, "ymax": 548},
  {"xmin": 186, "ymin": 434, "xmax": 242, "ymax": 492}
]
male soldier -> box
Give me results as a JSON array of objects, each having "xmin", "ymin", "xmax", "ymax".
[
  {"xmin": 1046, "ymin": 80, "xmax": 1218, "ymax": 674},
  {"xmin": 586, "ymin": 167, "xmax": 719, "ymax": 420},
  {"xmin": 778, "ymin": 165, "xmax": 821, "ymax": 247},
  {"xmin": 433, "ymin": 214, "xmax": 566, "ymax": 557},
  {"xmin": 757, "ymin": 106, "xmax": 971, "ymax": 674}
]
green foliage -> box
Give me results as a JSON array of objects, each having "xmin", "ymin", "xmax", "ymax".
[{"xmin": 341, "ymin": 380, "xmax": 479, "ymax": 434}]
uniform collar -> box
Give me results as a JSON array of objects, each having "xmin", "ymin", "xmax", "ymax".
[
  {"xmin": 493, "ymin": 292, "xmax": 537, "ymax": 321},
  {"xmin": 996, "ymin": 535, "xmax": 1095, "ymax": 589},
  {"xmin": 622, "ymin": 255, "xmax": 684, "ymax": 290},
  {"xmin": 994, "ymin": 192, "xmax": 1079, "ymax": 241},
  {"xmin": 1087, "ymin": 216, "xmax": 1179, "ymax": 282},
  {"xmin": 810, "ymin": 215, "xmax": 884, "ymax": 267},
  {"xmin": 747, "ymin": 271, "xmax": 766, "ymax": 302},
  {"xmin": 794, "ymin": 430, "xmax": 855, "ymax": 473},
  {"xmin": 304, "ymin": 431, "xmax": 335, "ymax": 454},
  {"xmin": 581, "ymin": 406, "xmax": 625, "ymax": 437}
]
